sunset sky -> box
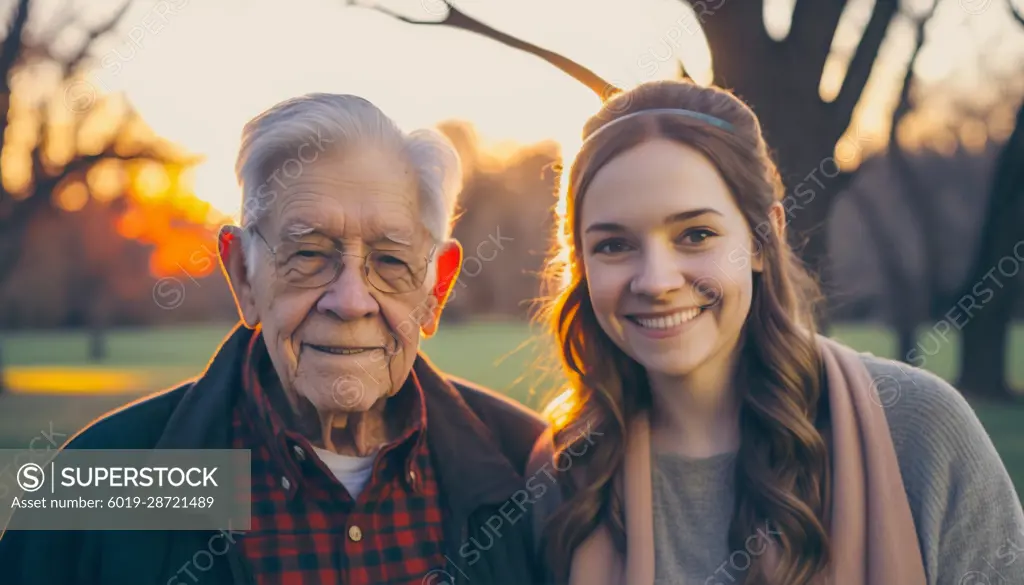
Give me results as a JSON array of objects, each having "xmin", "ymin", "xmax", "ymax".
[{"xmin": 77, "ymin": 0, "xmax": 1023, "ymax": 219}]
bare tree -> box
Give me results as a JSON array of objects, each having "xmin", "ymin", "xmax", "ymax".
[
  {"xmin": 856, "ymin": 1, "xmax": 940, "ymax": 362},
  {"xmin": 354, "ymin": 0, "xmax": 900, "ymax": 307},
  {"xmin": 954, "ymin": 1, "xmax": 1024, "ymax": 399},
  {"xmin": 0, "ymin": 0, "xmax": 196, "ymax": 391}
]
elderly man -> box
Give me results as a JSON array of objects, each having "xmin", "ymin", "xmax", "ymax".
[{"xmin": 0, "ymin": 94, "xmax": 548, "ymax": 585}]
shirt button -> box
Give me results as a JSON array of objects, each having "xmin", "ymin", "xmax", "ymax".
[
  {"xmin": 281, "ymin": 476, "xmax": 291, "ymax": 490},
  {"xmin": 293, "ymin": 445, "xmax": 305, "ymax": 461},
  {"xmin": 348, "ymin": 525, "xmax": 363, "ymax": 542}
]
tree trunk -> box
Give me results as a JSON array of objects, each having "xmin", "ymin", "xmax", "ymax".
[
  {"xmin": 847, "ymin": 186, "xmax": 926, "ymax": 361},
  {"xmin": 695, "ymin": 0, "xmax": 898, "ymax": 296},
  {"xmin": 896, "ymin": 325, "xmax": 916, "ymax": 365},
  {"xmin": 957, "ymin": 101, "xmax": 1024, "ymax": 398},
  {"xmin": 959, "ymin": 307, "xmax": 1013, "ymax": 398},
  {"xmin": 88, "ymin": 324, "xmax": 107, "ymax": 362}
]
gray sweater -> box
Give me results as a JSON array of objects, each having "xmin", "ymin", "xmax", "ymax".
[{"xmin": 529, "ymin": 353, "xmax": 1024, "ymax": 585}]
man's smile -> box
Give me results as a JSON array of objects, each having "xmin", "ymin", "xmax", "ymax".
[{"xmin": 303, "ymin": 343, "xmax": 383, "ymax": 356}]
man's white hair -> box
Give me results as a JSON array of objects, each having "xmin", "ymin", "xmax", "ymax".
[{"xmin": 234, "ymin": 93, "xmax": 462, "ymax": 275}]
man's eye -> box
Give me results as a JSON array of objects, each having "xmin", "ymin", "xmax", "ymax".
[
  {"xmin": 376, "ymin": 254, "xmax": 406, "ymax": 266},
  {"xmin": 294, "ymin": 250, "xmax": 329, "ymax": 259},
  {"xmin": 372, "ymin": 254, "xmax": 414, "ymax": 280}
]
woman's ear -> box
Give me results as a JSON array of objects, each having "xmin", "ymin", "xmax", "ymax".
[
  {"xmin": 218, "ymin": 225, "xmax": 260, "ymax": 327},
  {"xmin": 752, "ymin": 202, "xmax": 786, "ymax": 273},
  {"xmin": 768, "ymin": 201, "xmax": 786, "ymax": 241}
]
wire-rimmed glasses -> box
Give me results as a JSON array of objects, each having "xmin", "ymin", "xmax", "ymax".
[{"xmin": 250, "ymin": 227, "xmax": 435, "ymax": 294}]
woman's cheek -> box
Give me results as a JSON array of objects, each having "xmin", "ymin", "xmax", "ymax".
[{"xmin": 585, "ymin": 271, "xmax": 623, "ymax": 315}]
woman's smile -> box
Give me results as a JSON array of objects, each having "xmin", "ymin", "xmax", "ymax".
[{"xmin": 624, "ymin": 306, "xmax": 708, "ymax": 339}]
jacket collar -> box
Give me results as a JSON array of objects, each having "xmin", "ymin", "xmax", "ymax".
[
  {"xmin": 155, "ymin": 323, "xmax": 523, "ymax": 517},
  {"xmin": 413, "ymin": 352, "xmax": 525, "ymax": 515}
]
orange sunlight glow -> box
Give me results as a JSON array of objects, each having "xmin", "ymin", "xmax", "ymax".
[
  {"xmin": 86, "ymin": 159, "xmax": 126, "ymax": 202},
  {"xmin": 111, "ymin": 157, "xmax": 227, "ymax": 279},
  {"xmin": 55, "ymin": 180, "xmax": 89, "ymax": 212},
  {"xmin": 540, "ymin": 386, "xmax": 577, "ymax": 429},
  {"xmin": 131, "ymin": 161, "xmax": 172, "ymax": 200},
  {"xmin": 552, "ymin": 131, "xmax": 580, "ymax": 292},
  {"xmin": 116, "ymin": 194, "xmax": 222, "ymax": 280}
]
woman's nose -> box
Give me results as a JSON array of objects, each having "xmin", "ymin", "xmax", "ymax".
[{"xmin": 629, "ymin": 244, "xmax": 686, "ymax": 298}]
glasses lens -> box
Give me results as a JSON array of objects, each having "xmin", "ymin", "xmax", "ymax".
[
  {"xmin": 368, "ymin": 250, "xmax": 424, "ymax": 293},
  {"xmin": 275, "ymin": 241, "xmax": 338, "ymax": 288}
]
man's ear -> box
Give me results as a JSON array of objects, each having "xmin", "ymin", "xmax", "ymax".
[
  {"xmin": 421, "ymin": 239, "xmax": 463, "ymax": 338},
  {"xmin": 752, "ymin": 202, "xmax": 786, "ymax": 273},
  {"xmin": 218, "ymin": 225, "xmax": 260, "ymax": 328}
]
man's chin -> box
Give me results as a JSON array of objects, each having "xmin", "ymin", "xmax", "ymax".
[
  {"xmin": 287, "ymin": 381, "xmax": 373, "ymax": 413},
  {"xmin": 320, "ymin": 384, "xmax": 383, "ymax": 413}
]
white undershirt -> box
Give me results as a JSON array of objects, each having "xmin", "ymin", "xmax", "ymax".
[{"xmin": 311, "ymin": 446, "xmax": 377, "ymax": 499}]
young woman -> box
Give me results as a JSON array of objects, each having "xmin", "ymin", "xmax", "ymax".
[{"xmin": 528, "ymin": 79, "xmax": 1024, "ymax": 585}]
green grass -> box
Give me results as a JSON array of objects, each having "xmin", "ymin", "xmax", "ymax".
[
  {"xmin": 1, "ymin": 323, "xmax": 235, "ymax": 367},
  {"xmin": 2, "ymin": 320, "xmax": 1024, "ymax": 491},
  {"xmin": 968, "ymin": 398, "xmax": 1024, "ymax": 491}
]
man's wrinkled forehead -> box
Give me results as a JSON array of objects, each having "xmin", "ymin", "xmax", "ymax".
[
  {"xmin": 272, "ymin": 198, "xmax": 426, "ymax": 246},
  {"xmin": 257, "ymin": 146, "xmax": 427, "ymax": 244}
]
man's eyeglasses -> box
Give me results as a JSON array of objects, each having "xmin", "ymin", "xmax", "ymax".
[{"xmin": 249, "ymin": 227, "xmax": 435, "ymax": 294}]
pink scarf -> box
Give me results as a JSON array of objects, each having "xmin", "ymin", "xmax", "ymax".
[{"xmin": 567, "ymin": 335, "xmax": 927, "ymax": 585}]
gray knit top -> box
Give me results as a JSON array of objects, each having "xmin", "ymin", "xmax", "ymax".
[{"xmin": 528, "ymin": 353, "xmax": 1024, "ymax": 585}]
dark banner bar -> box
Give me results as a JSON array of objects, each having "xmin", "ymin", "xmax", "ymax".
[{"xmin": 0, "ymin": 449, "xmax": 251, "ymax": 531}]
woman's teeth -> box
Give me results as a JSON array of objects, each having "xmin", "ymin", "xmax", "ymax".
[{"xmin": 632, "ymin": 308, "xmax": 703, "ymax": 329}]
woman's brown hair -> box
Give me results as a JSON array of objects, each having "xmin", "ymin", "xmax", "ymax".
[{"xmin": 537, "ymin": 79, "xmax": 832, "ymax": 584}]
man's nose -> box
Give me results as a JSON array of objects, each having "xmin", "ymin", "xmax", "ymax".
[
  {"xmin": 316, "ymin": 256, "xmax": 379, "ymax": 319},
  {"xmin": 629, "ymin": 243, "xmax": 686, "ymax": 298}
]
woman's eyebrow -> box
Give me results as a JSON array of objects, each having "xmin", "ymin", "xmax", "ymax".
[
  {"xmin": 664, "ymin": 208, "xmax": 723, "ymax": 223},
  {"xmin": 584, "ymin": 208, "xmax": 723, "ymax": 234},
  {"xmin": 584, "ymin": 221, "xmax": 626, "ymax": 235}
]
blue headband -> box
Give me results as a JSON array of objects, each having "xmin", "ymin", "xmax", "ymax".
[{"xmin": 582, "ymin": 108, "xmax": 735, "ymax": 144}]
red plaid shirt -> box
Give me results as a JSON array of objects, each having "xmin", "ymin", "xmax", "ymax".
[{"xmin": 231, "ymin": 334, "xmax": 447, "ymax": 585}]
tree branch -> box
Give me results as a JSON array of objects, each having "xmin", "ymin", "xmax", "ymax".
[
  {"xmin": 0, "ymin": 0, "xmax": 32, "ymax": 178},
  {"xmin": 832, "ymin": 0, "xmax": 898, "ymax": 128},
  {"xmin": 0, "ymin": 105, "xmax": 193, "ymax": 283},
  {"xmin": 890, "ymin": 2, "xmax": 938, "ymax": 144},
  {"xmin": 888, "ymin": 3, "xmax": 940, "ymax": 314},
  {"xmin": 0, "ymin": 0, "xmax": 31, "ymax": 91},
  {"xmin": 1, "ymin": 0, "xmax": 135, "ymax": 203},
  {"xmin": 35, "ymin": 3, "xmax": 77, "ymax": 49},
  {"xmin": 352, "ymin": 0, "xmax": 619, "ymax": 99},
  {"xmin": 1010, "ymin": 0, "xmax": 1024, "ymax": 27},
  {"xmin": 63, "ymin": 0, "xmax": 132, "ymax": 75},
  {"xmin": 788, "ymin": 0, "xmax": 848, "ymax": 83}
]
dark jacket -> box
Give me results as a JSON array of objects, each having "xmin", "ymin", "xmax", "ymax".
[{"xmin": 0, "ymin": 324, "xmax": 549, "ymax": 585}]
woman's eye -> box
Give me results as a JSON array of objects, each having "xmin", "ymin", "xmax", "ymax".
[
  {"xmin": 679, "ymin": 229, "xmax": 717, "ymax": 245},
  {"xmin": 592, "ymin": 239, "xmax": 632, "ymax": 255}
]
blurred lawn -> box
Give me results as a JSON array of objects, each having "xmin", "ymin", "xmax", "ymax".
[{"xmin": 2, "ymin": 320, "xmax": 1023, "ymax": 490}]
